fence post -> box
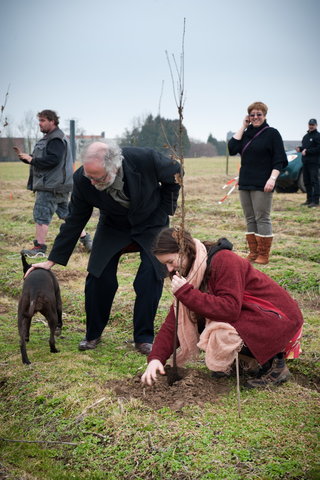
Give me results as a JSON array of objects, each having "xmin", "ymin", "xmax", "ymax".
[{"xmin": 70, "ymin": 120, "xmax": 76, "ymax": 162}]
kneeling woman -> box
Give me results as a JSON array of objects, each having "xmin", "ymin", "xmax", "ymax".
[{"xmin": 141, "ymin": 228, "xmax": 303, "ymax": 388}]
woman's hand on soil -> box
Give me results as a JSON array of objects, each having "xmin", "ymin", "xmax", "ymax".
[{"xmin": 141, "ymin": 359, "xmax": 165, "ymax": 386}]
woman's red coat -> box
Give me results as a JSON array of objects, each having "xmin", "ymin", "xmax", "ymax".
[{"xmin": 149, "ymin": 250, "xmax": 303, "ymax": 366}]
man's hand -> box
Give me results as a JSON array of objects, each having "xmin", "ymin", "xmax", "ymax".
[
  {"xmin": 141, "ymin": 359, "xmax": 165, "ymax": 386},
  {"xmin": 13, "ymin": 147, "xmax": 32, "ymax": 164},
  {"xmin": 24, "ymin": 260, "xmax": 55, "ymax": 278},
  {"xmin": 18, "ymin": 153, "xmax": 32, "ymax": 163}
]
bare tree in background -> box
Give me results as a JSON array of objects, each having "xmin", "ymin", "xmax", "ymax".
[
  {"xmin": 17, "ymin": 110, "xmax": 39, "ymax": 152},
  {"xmin": 0, "ymin": 85, "xmax": 10, "ymax": 136}
]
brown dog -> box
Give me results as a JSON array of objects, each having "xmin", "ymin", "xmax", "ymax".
[{"xmin": 18, "ymin": 253, "xmax": 63, "ymax": 364}]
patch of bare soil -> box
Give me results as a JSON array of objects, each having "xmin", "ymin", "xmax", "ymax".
[
  {"xmin": 106, "ymin": 368, "xmax": 320, "ymax": 412},
  {"xmin": 55, "ymin": 270, "xmax": 83, "ymax": 281},
  {"xmin": 293, "ymin": 373, "xmax": 320, "ymax": 392},
  {"xmin": 106, "ymin": 366, "xmax": 232, "ymax": 411}
]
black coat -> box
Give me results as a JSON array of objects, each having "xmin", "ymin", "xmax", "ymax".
[
  {"xmin": 48, "ymin": 147, "xmax": 181, "ymax": 278},
  {"xmin": 228, "ymin": 122, "xmax": 287, "ymax": 191},
  {"xmin": 298, "ymin": 129, "xmax": 320, "ymax": 165}
]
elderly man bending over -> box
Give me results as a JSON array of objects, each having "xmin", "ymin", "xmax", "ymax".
[{"xmin": 27, "ymin": 141, "xmax": 181, "ymax": 355}]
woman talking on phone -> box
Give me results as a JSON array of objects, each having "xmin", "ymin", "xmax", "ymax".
[{"xmin": 228, "ymin": 102, "xmax": 287, "ymax": 264}]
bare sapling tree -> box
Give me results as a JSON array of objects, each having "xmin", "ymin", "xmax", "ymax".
[
  {"xmin": 163, "ymin": 24, "xmax": 242, "ymax": 414},
  {"xmin": 161, "ymin": 18, "xmax": 187, "ymax": 385},
  {"xmin": 162, "ymin": 18, "xmax": 187, "ymax": 256}
]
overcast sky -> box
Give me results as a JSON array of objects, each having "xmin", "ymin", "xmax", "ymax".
[{"xmin": 1, "ymin": 0, "xmax": 319, "ymax": 143}]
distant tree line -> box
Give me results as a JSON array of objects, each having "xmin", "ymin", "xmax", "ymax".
[
  {"xmin": 119, "ymin": 114, "xmax": 227, "ymax": 157},
  {"xmin": 119, "ymin": 114, "xmax": 190, "ymax": 156},
  {"xmin": 0, "ymin": 112, "xmax": 229, "ymax": 161},
  {"xmin": 207, "ymin": 133, "xmax": 227, "ymax": 156}
]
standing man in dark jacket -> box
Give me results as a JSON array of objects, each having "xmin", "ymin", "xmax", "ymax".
[
  {"xmin": 296, "ymin": 118, "xmax": 320, "ymax": 208},
  {"xmin": 15, "ymin": 109, "xmax": 92, "ymax": 256},
  {"xmin": 26, "ymin": 141, "xmax": 181, "ymax": 355}
]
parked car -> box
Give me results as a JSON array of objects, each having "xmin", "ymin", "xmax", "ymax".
[{"xmin": 275, "ymin": 150, "xmax": 306, "ymax": 193}]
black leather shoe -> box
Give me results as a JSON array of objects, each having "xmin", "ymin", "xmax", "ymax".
[
  {"xmin": 135, "ymin": 342, "xmax": 152, "ymax": 355},
  {"xmin": 78, "ymin": 337, "xmax": 101, "ymax": 351}
]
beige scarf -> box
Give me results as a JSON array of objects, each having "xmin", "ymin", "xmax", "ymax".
[{"xmin": 173, "ymin": 238, "xmax": 243, "ymax": 372}]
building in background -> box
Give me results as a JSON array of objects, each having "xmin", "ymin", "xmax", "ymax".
[{"xmin": 0, "ymin": 137, "xmax": 26, "ymax": 161}]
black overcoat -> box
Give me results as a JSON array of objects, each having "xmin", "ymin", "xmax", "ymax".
[{"xmin": 48, "ymin": 147, "xmax": 181, "ymax": 278}]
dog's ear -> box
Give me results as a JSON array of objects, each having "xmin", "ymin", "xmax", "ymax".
[{"xmin": 20, "ymin": 252, "xmax": 32, "ymax": 276}]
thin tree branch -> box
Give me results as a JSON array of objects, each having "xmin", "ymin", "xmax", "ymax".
[{"xmin": 0, "ymin": 84, "xmax": 10, "ymax": 134}]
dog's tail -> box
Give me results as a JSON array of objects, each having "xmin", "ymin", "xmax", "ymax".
[{"xmin": 20, "ymin": 252, "xmax": 32, "ymax": 276}]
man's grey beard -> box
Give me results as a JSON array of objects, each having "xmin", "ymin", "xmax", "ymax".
[{"xmin": 93, "ymin": 175, "xmax": 116, "ymax": 191}]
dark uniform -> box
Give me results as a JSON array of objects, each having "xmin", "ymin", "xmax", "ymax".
[{"xmin": 297, "ymin": 122, "xmax": 320, "ymax": 206}]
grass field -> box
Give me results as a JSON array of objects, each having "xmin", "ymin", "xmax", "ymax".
[{"xmin": 0, "ymin": 158, "xmax": 319, "ymax": 480}]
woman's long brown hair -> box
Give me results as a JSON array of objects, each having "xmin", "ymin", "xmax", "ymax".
[{"xmin": 152, "ymin": 227, "xmax": 196, "ymax": 277}]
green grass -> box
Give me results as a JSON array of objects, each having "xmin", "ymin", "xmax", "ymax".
[{"xmin": 0, "ymin": 159, "xmax": 319, "ymax": 480}]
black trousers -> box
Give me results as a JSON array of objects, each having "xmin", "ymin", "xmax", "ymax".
[
  {"xmin": 303, "ymin": 163, "xmax": 320, "ymax": 204},
  {"xmin": 84, "ymin": 249, "xmax": 163, "ymax": 343}
]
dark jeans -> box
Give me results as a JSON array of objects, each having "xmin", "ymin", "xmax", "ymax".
[
  {"xmin": 303, "ymin": 163, "xmax": 320, "ymax": 204},
  {"xmin": 84, "ymin": 249, "xmax": 163, "ymax": 343}
]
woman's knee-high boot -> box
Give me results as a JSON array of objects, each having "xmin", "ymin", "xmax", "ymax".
[
  {"xmin": 246, "ymin": 233, "xmax": 259, "ymax": 262},
  {"xmin": 255, "ymin": 235, "xmax": 273, "ymax": 265}
]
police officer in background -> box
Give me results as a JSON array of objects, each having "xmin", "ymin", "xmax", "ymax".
[{"xmin": 296, "ymin": 118, "xmax": 320, "ymax": 208}]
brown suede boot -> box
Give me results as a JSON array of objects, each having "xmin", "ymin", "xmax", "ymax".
[
  {"xmin": 255, "ymin": 235, "xmax": 273, "ymax": 264},
  {"xmin": 246, "ymin": 233, "xmax": 258, "ymax": 262}
]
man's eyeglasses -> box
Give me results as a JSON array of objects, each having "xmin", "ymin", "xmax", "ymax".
[
  {"xmin": 84, "ymin": 172, "xmax": 108, "ymax": 182},
  {"xmin": 249, "ymin": 113, "xmax": 263, "ymax": 118}
]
